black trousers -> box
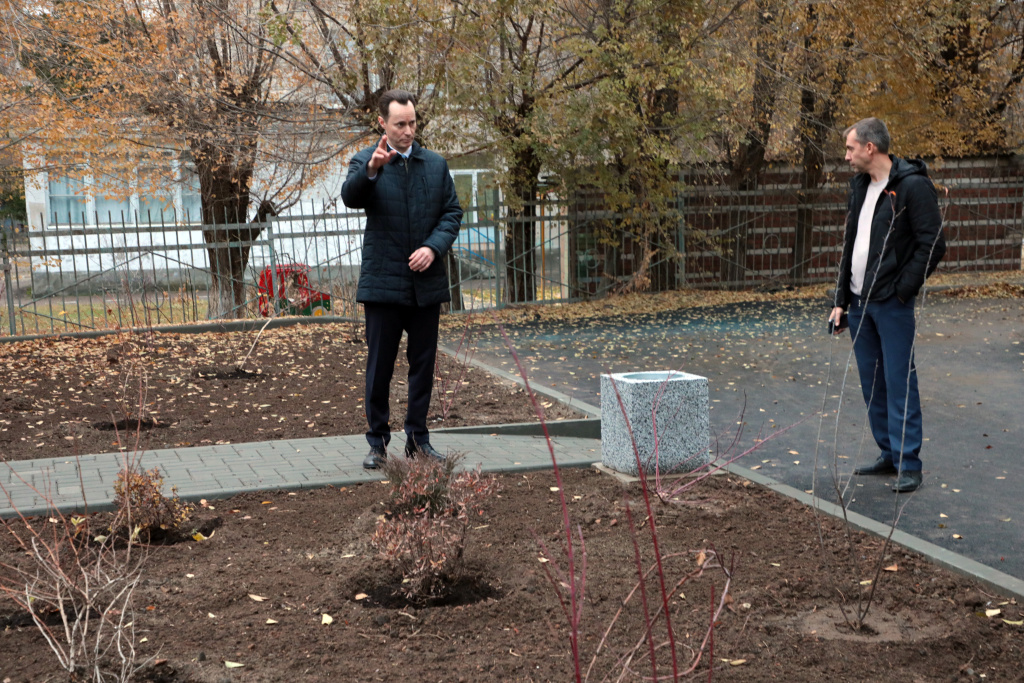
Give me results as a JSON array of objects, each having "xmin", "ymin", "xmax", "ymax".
[{"xmin": 363, "ymin": 302, "xmax": 441, "ymax": 449}]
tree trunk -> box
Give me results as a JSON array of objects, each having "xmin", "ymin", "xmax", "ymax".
[
  {"xmin": 725, "ymin": 0, "xmax": 782, "ymax": 289},
  {"xmin": 194, "ymin": 142, "xmax": 261, "ymax": 320},
  {"xmin": 504, "ymin": 147, "xmax": 540, "ymax": 304},
  {"xmin": 794, "ymin": 9, "xmax": 850, "ymax": 284},
  {"xmin": 446, "ymin": 249, "xmax": 464, "ymax": 312}
]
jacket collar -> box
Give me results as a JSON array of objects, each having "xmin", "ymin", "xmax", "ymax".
[{"xmin": 386, "ymin": 141, "xmax": 423, "ymax": 165}]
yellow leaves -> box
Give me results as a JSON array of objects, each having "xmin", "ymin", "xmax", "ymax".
[
  {"xmin": 321, "ymin": 614, "xmax": 333, "ymax": 625},
  {"xmin": 248, "ymin": 594, "xmax": 268, "ymax": 602},
  {"xmin": 224, "ymin": 661, "xmax": 244, "ymax": 668}
]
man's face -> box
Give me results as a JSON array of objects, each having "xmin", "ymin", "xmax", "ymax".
[
  {"xmin": 845, "ymin": 130, "xmax": 873, "ymax": 174},
  {"xmin": 378, "ymin": 101, "xmax": 416, "ymax": 154}
]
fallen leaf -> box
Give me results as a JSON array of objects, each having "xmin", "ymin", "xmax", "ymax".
[
  {"xmin": 549, "ymin": 487, "xmax": 560, "ymax": 492},
  {"xmin": 321, "ymin": 614, "xmax": 333, "ymax": 625},
  {"xmin": 788, "ymin": 450, "xmax": 799, "ymax": 455},
  {"xmin": 266, "ymin": 619, "xmax": 279, "ymax": 624},
  {"xmin": 953, "ymin": 534, "xmax": 963, "ymax": 539},
  {"xmin": 208, "ymin": 613, "xmax": 216, "ymax": 618},
  {"xmin": 224, "ymin": 661, "xmax": 244, "ymax": 669},
  {"xmin": 192, "ymin": 531, "xmax": 208, "ymax": 542},
  {"xmin": 859, "ymin": 580, "xmax": 872, "ymax": 586},
  {"xmin": 986, "ymin": 609, "xmax": 1002, "ymax": 618},
  {"xmin": 538, "ymin": 557, "xmax": 550, "ymax": 563},
  {"xmin": 248, "ymin": 594, "xmax": 268, "ymax": 602},
  {"xmin": 729, "ymin": 659, "xmax": 747, "ymax": 666},
  {"xmin": 769, "ymin": 562, "xmax": 780, "ymax": 567},
  {"xmin": 884, "ymin": 564, "xmax": 898, "ymax": 572},
  {"xmin": 354, "ymin": 593, "xmax": 368, "ymax": 601},
  {"xmin": 940, "ymin": 513, "xmax": 948, "ymax": 518},
  {"xmin": 1002, "ymin": 619, "xmax": 1023, "ymax": 626}
]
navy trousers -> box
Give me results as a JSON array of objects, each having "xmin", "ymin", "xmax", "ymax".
[
  {"xmin": 847, "ymin": 294, "xmax": 923, "ymax": 472},
  {"xmin": 363, "ymin": 302, "xmax": 441, "ymax": 450}
]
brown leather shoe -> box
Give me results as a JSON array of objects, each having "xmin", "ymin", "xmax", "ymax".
[{"xmin": 853, "ymin": 457, "xmax": 898, "ymax": 476}]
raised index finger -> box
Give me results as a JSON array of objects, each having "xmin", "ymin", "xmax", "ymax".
[{"xmin": 377, "ymin": 135, "xmax": 389, "ymax": 151}]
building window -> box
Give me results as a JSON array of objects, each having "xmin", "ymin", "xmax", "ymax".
[
  {"xmin": 48, "ymin": 174, "xmax": 88, "ymax": 225},
  {"xmin": 94, "ymin": 177, "xmax": 132, "ymax": 224},
  {"xmin": 139, "ymin": 167, "xmax": 174, "ymax": 223}
]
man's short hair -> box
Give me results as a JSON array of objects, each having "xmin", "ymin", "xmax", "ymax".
[
  {"xmin": 378, "ymin": 89, "xmax": 417, "ymax": 120},
  {"xmin": 844, "ymin": 117, "xmax": 890, "ymax": 154}
]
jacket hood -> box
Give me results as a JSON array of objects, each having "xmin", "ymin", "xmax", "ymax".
[{"xmin": 889, "ymin": 156, "xmax": 928, "ymax": 182}]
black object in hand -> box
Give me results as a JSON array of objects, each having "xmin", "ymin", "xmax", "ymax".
[{"xmin": 828, "ymin": 313, "xmax": 849, "ymax": 334}]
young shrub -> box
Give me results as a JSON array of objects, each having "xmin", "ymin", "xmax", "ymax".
[
  {"xmin": 1, "ymin": 508, "xmax": 147, "ymax": 683},
  {"xmin": 111, "ymin": 466, "xmax": 191, "ymax": 543},
  {"xmin": 371, "ymin": 452, "xmax": 497, "ymax": 603}
]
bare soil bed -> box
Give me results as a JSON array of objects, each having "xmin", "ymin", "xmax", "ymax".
[
  {"xmin": 3, "ymin": 299, "xmax": 1024, "ymax": 682},
  {"xmin": 3, "ymin": 468, "xmax": 1021, "ymax": 682},
  {"xmin": 0, "ymin": 322, "xmax": 582, "ymax": 463}
]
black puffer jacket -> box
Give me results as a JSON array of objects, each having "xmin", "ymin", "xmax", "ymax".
[
  {"xmin": 341, "ymin": 141, "xmax": 462, "ymax": 306},
  {"xmin": 834, "ymin": 156, "xmax": 946, "ymax": 309}
]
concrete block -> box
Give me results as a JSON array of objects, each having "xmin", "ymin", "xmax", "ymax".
[{"xmin": 601, "ymin": 371, "xmax": 711, "ymax": 475}]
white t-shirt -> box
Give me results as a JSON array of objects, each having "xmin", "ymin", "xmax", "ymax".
[{"xmin": 850, "ymin": 177, "xmax": 888, "ymax": 296}]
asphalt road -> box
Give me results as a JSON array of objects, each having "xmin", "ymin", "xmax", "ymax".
[{"xmin": 443, "ymin": 293, "xmax": 1024, "ymax": 581}]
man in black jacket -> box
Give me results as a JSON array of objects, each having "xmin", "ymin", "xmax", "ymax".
[
  {"xmin": 341, "ymin": 89, "xmax": 462, "ymax": 469},
  {"xmin": 829, "ymin": 117, "xmax": 945, "ymax": 493}
]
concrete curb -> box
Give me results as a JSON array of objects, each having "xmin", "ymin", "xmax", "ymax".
[
  {"xmin": 0, "ymin": 315, "xmax": 360, "ymax": 344},
  {"xmin": 725, "ymin": 462, "xmax": 1024, "ymax": 603},
  {"xmin": 437, "ymin": 418, "xmax": 601, "ymax": 439}
]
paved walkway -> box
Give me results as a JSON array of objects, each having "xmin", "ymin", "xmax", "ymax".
[{"xmin": 1, "ymin": 432, "xmax": 601, "ymax": 518}]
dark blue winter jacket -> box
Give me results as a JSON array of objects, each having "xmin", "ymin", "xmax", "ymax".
[{"xmin": 341, "ymin": 140, "xmax": 462, "ymax": 306}]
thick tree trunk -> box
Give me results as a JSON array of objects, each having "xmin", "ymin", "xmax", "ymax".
[
  {"xmin": 194, "ymin": 141, "xmax": 261, "ymax": 320},
  {"xmin": 504, "ymin": 147, "xmax": 540, "ymax": 304}
]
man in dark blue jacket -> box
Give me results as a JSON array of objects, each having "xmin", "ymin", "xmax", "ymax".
[
  {"xmin": 341, "ymin": 89, "xmax": 462, "ymax": 469},
  {"xmin": 829, "ymin": 117, "xmax": 945, "ymax": 493}
]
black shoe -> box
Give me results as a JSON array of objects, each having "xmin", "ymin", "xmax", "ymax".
[
  {"xmin": 405, "ymin": 441, "xmax": 444, "ymax": 463},
  {"xmin": 363, "ymin": 446, "xmax": 387, "ymax": 470},
  {"xmin": 892, "ymin": 471, "xmax": 923, "ymax": 493},
  {"xmin": 853, "ymin": 457, "xmax": 898, "ymax": 476}
]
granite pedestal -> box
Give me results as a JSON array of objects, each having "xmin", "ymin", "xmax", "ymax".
[{"xmin": 601, "ymin": 370, "xmax": 711, "ymax": 475}]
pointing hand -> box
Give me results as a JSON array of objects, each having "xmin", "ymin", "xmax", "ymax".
[{"xmin": 368, "ymin": 135, "xmax": 397, "ymax": 173}]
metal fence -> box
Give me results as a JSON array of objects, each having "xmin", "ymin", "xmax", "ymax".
[{"xmin": 2, "ymin": 157, "xmax": 1022, "ymax": 338}]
